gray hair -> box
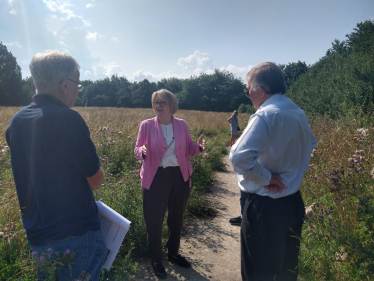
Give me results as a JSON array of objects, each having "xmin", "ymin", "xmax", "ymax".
[
  {"xmin": 246, "ymin": 62, "xmax": 286, "ymax": 95},
  {"xmin": 29, "ymin": 50, "xmax": 80, "ymax": 94},
  {"xmin": 152, "ymin": 89, "xmax": 178, "ymax": 115}
]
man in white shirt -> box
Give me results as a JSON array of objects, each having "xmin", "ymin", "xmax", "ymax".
[{"xmin": 230, "ymin": 62, "xmax": 317, "ymax": 281}]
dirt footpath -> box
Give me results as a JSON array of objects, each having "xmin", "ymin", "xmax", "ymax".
[{"xmin": 131, "ymin": 153, "xmax": 242, "ymax": 280}]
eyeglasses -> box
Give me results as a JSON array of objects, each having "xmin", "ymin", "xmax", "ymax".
[
  {"xmin": 68, "ymin": 78, "xmax": 84, "ymax": 92},
  {"xmin": 244, "ymin": 88, "xmax": 250, "ymax": 97},
  {"xmin": 152, "ymin": 101, "xmax": 167, "ymax": 107}
]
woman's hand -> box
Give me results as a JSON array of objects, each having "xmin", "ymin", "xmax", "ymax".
[
  {"xmin": 142, "ymin": 143, "xmax": 148, "ymax": 158},
  {"xmin": 198, "ymin": 134, "xmax": 206, "ymax": 151}
]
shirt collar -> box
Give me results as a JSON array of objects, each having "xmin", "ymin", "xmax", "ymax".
[
  {"xmin": 257, "ymin": 93, "xmax": 283, "ymax": 111},
  {"xmin": 32, "ymin": 94, "xmax": 67, "ymax": 108}
]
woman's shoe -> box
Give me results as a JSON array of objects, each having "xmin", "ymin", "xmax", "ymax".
[
  {"xmin": 151, "ymin": 261, "xmax": 167, "ymax": 279},
  {"xmin": 168, "ymin": 254, "xmax": 191, "ymax": 268}
]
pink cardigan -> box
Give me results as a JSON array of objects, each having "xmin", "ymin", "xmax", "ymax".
[{"xmin": 134, "ymin": 116, "xmax": 202, "ymax": 189}]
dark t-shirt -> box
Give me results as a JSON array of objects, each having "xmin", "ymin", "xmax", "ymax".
[{"xmin": 6, "ymin": 94, "xmax": 101, "ymax": 246}]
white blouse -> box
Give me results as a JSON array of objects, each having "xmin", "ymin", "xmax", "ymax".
[{"xmin": 159, "ymin": 123, "xmax": 179, "ymax": 167}]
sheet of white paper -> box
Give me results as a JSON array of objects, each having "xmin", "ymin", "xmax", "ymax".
[{"xmin": 97, "ymin": 200, "xmax": 131, "ymax": 271}]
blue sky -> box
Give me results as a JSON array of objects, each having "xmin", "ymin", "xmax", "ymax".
[{"xmin": 1, "ymin": 0, "xmax": 373, "ymax": 82}]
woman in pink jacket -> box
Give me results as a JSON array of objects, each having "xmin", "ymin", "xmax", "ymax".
[{"xmin": 134, "ymin": 89, "xmax": 205, "ymax": 279}]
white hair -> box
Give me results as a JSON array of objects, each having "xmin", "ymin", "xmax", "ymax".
[{"xmin": 29, "ymin": 50, "xmax": 80, "ymax": 93}]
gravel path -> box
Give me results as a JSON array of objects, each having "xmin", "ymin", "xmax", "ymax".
[{"xmin": 131, "ymin": 153, "xmax": 242, "ymax": 280}]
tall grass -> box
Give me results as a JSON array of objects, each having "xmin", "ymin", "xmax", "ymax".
[
  {"xmin": 1, "ymin": 106, "xmax": 373, "ymax": 280},
  {"xmin": 299, "ymin": 115, "xmax": 374, "ymax": 280},
  {"xmin": 0, "ymin": 107, "xmax": 235, "ymax": 280}
]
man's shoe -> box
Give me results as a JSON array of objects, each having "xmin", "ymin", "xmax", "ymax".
[
  {"xmin": 168, "ymin": 254, "xmax": 191, "ymax": 268},
  {"xmin": 229, "ymin": 216, "xmax": 242, "ymax": 226},
  {"xmin": 151, "ymin": 261, "xmax": 167, "ymax": 279}
]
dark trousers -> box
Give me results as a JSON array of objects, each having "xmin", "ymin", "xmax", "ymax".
[
  {"xmin": 142, "ymin": 167, "xmax": 190, "ymax": 263},
  {"xmin": 241, "ymin": 191, "xmax": 305, "ymax": 281},
  {"xmin": 240, "ymin": 189, "xmax": 246, "ymax": 215}
]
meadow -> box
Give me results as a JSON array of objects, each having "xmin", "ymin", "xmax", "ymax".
[
  {"xmin": 0, "ymin": 107, "xmax": 373, "ymax": 280},
  {"xmin": 0, "ymin": 107, "xmax": 231, "ymax": 280}
]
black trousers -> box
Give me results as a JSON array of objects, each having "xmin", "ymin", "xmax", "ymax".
[
  {"xmin": 241, "ymin": 191, "xmax": 305, "ymax": 281},
  {"xmin": 142, "ymin": 167, "xmax": 190, "ymax": 263}
]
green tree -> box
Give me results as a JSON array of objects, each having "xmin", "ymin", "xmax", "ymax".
[
  {"xmin": 0, "ymin": 42, "xmax": 23, "ymax": 105},
  {"xmin": 21, "ymin": 76, "xmax": 35, "ymax": 104},
  {"xmin": 279, "ymin": 61, "xmax": 309, "ymax": 88},
  {"xmin": 286, "ymin": 20, "xmax": 374, "ymax": 118}
]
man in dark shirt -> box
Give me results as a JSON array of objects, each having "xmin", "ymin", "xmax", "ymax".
[{"xmin": 6, "ymin": 50, "xmax": 106, "ymax": 280}]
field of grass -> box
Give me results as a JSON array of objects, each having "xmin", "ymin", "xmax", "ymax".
[
  {"xmin": 0, "ymin": 107, "xmax": 373, "ymax": 280},
  {"xmin": 0, "ymin": 106, "xmax": 237, "ymax": 280}
]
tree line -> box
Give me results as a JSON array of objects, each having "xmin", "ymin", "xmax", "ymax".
[
  {"xmin": 1, "ymin": 20, "xmax": 373, "ymax": 117},
  {"xmin": 286, "ymin": 20, "xmax": 374, "ymax": 119}
]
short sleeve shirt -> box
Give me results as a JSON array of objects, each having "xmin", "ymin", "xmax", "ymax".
[
  {"xmin": 229, "ymin": 116, "xmax": 238, "ymax": 127},
  {"xmin": 6, "ymin": 94, "xmax": 101, "ymax": 246}
]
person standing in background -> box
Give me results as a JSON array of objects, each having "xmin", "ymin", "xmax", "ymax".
[
  {"xmin": 228, "ymin": 110, "xmax": 239, "ymax": 146},
  {"xmin": 6, "ymin": 50, "xmax": 106, "ymax": 280}
]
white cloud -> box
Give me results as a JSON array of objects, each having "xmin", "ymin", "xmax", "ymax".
[
  {"xmin": 219, "ymin": 64, "xmax": 253, "ymax": 81},
  {"xmin": 91, "ymin": 53, "xmax": 104, "ymax": 60},
  {"xmin": 86, "ymin": 4, "xmax": 94, "ymax": 8},
  {"xmin": 9, "ymin": 9, "xmax": 17, "ymax": 15},
  {"xmin": 4, "ymin": 41, "xmax": 22, "ymax": 48},
  {"xmin": 103, "ymin": 61, "xmax": 123, "ymax": 77},
  {"xmin": 59, "ymin": 41, "xmax": 69, "ymax": 47},
  {"xmin": 82, "ymin": 19, "xmax": 91, "ymax": 27},
  {"xmin": 8, "ymin": 0, "xmax": 14, "ymax": 4},
  {"xmin": 84, "ymin": 70, "xmax": 92, "ymax": 76},
  {"xmin": 178, "ymin": 51, "xmax": 251, "ymax": 81},
  {"xmin": 42, "ymin": 0, "xmax": 86, "ymax": 22},
  {"xmin": 43, "ymin": 0, "xmax": 72, "ymax": 13},
  {"xmin": 128, "ymin": 70, "xmax": 183, "ymax": 82},
  {"xmin": 86, "ymin": 31, "xmax": 105, "ymax": 41},
  {"xmin": 178, "ymin": 50, "xmax": 214, "ymax": 72},
  {"xmin": 111, "ymin": 37, "xmax": 119, "ymax": 42}
]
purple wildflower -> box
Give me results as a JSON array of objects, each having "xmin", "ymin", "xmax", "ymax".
[
  {"xmin": 65, "ymin": 249, "xmax": 71, "ymax": 254},
  {"xmin": 355, "ymin": 149, "xmax": 360, "ymax": 153},
  {"xmin": 47, "ymin": 248, "xmax": 53, "ymax": 253},
  {"xmin": 31, "ymin": 251, "xmax": 38, "ymax": 257},
  {"xmin": 354, "ymin": 159, "xmax": 358, "ymax": 163},
  {"xmin": 40, "ymin": 256, "xmax": 45, "ymax": 261},
  {"xmin": 318, "ymin": 214, "xmax": 323, "ymax": 218}
]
